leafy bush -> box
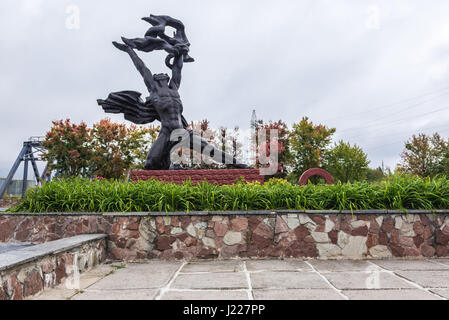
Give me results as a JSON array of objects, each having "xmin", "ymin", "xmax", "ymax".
[
  {"xmin": 42, "ymin": 119, "xmax": 159, "ymax": 179},
  {"xmin": 9, "ymin": 174, "xmax": 449, "ymax": 213},
  {"xmin": 264, "ymin": 178, "xmax": 291, "ymax": 187}
]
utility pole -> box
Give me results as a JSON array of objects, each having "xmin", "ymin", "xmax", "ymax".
[{"xmin": 250, "ymin": 109, "xmax": 257, "ymax": 131}]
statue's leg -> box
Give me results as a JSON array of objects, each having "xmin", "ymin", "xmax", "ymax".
[
  {"xmin": 144, "ymin": 129, "xmax": 171, "ymax": 170},
  {"xmin": 160, "ymin": 129, "xmax": 251, "ymax": 169},
  {"xmin": 188, "ymin": 130, "xmax": 251, "ymax": 169}
]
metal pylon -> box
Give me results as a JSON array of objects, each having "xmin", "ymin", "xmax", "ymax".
[{"xmin": 0, "ymin": 137, "xmax": 49, "ymax": 199}]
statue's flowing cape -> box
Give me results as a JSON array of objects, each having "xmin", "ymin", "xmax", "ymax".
[
  {"xmin": 97, "ymin": 90, "xmax": 189, "ymax": 127},
  {"xmin": 97, "ymin": 91, "xmax": 159, "ymax": 125}
]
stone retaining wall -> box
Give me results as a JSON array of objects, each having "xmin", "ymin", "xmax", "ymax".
[
  {"xmin": 1, "ymin": 212, "xmax": 449, "ymax": 260},
  {"xmin": 0, "ymin": 236, "xmax": 106, "ymax": 300}
]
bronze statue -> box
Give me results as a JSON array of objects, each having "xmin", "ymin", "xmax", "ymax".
[{"xmin": 97, "ymin": 15, "xmax": 250, "ymax": 170}]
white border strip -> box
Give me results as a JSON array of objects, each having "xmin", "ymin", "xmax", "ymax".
[
  {"xmin": 243, "ymin": 261, "xmax": 254, "ymax": 300},
  {"xmin": 155, "ymin": 261, "xmax": 187, "ymax": 300}
]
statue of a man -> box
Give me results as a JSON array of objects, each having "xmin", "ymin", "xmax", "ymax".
[{"xmin": 98, "ymin": 15, "xmax": 250, "ymax": 170}]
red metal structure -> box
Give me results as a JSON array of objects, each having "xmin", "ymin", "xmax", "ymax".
[{"xmin": 298, "ymin": 168, "xmax": 334, "ymax": 186}]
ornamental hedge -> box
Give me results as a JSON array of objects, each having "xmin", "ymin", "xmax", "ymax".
[{"xmin": 8, "ymin": 175, "xmax": 449, "ymax": 213}]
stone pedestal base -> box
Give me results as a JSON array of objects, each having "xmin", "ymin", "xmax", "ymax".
[{"xmin": 130, "ymin": 169, "xmax": 264, "ymax": 185}]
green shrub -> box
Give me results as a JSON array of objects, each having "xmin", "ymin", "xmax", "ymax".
[
  {"xmin": 9, "ymin": 174, "xmax": 449, "ymax": 213},
  {"xmin": 264, "ymin": 178, "xmax": 291, "ymax": 187}
]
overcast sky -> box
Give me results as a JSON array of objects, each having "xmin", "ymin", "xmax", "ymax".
[{"xmin": 1, "ymin": 0, "xmax": 449, "ymax": 178}]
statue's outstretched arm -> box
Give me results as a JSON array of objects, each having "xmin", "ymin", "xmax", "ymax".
[
  {"xmin": 170, "ymin": 54, "xmax": 183, "ymax": 88},
  {"xmin": 113, "ymin": 41, "xmax": 156, "ymax": 93}
]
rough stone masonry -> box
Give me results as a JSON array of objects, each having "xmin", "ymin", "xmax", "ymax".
[
  {"xmin": 1, "ymin": 212, "xmax": 448, "ymax": 260},
  {"xmin": 0, "ymin": 238, "xmax": 106, "ymax": 300}
]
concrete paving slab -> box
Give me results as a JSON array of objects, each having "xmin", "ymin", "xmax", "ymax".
[
  {"xmin": 51, "ymin": 264, "xmax": 114, "ymax": 292},
  {"xmin": 308, "ymin": 260, "xmax": 381, "ymax": 273},
  {"xmin": 0, "ymin": 234, "xmax": 106, "ymax": 271},
  {"xmin": 323, "ymin": 272, "xmax": 415, "ymax": 289},
  {"xmin": 76, "ymin": 273, "xmax": 109, "ymax": 290},
  {"xmin": 161, "ymin": 290, "xmax": 249, "ymax": 300},
  {"xmin": 0, "ymin": 253, "xmax": 30, "ymax": 270},
  {"xmin": 86, "ymin": 271, "xmax": 172, "ymax": 290},
  {"xmin": 30, "ymin": 258, "xmax": 449, "ymax": 300},
  {"xmin": 246, "ymin": 259, "xmax": 312, "ymax": 272},
  {"xmin": 112, "ymin": 261, "xmax": 182, "ymax": 275},
  {"xmin": 395, "ymin": 271, "xmax": 449, "ymax": 288},
  {"xmin": 72, "ymin": 289, "xmax": 159, "ymax": 300},
  {"xmin": 87, "ymin": 264, "xmax": 116, "ymax": 276},
  {"xmin": 0, "ymin": 243, "xmax": 33, "ymax": 254},
  {"xmin": 343, "ymin": 289, "xmax": 442, "ymax": 300},
  {"xmin": 430, "ymin": 289, "xmax": 449, "ymax": 299},
  {"xmin": 29, "ymin": 265, "xmax": 114, "ymax": 300},
  {"xmin": 31, "ymin": 288, "xmax": 78, "ymax": 300},
  {"xmin": 251, "ymin": 271, "xmax": 330, "ymax": 289},
  {"xmin": 253, "ymin": 289, "xmax": 343, "ymax": 300},
  {"xmin": 181, "ymin": 260, "xmax": 243, "ymax": 273},
  {"xmin": 88, "ymin": 262, "xmax": 181, "ymax": 290},
  {"xmin": 172, "ymin": 272, "xmax": 248, "ymax": 290},
  {"xmin": 432, "ymin": 259, "xmax": 449, "ymax": 267},
  {"xmin": 372, "ymin": 259, "xmax": 449, "ymax": 271}
]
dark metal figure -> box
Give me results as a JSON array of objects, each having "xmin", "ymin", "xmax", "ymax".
[
  {"xmin": 97, "ymin": 15, "xmax": 250, "ymax": 170},
  {"xmin": 122, "ymin": 14, "xmax": 195, "ymax": 68}
]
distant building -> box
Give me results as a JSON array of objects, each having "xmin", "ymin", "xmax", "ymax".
[{"xmin": 0, "ymin": 179, "xmax": 36, "ymax": 197}]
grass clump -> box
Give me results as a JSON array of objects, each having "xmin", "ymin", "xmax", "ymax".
[{"xmin": 9, "ymin": 174, "xmax": 449, "ymax": 213}]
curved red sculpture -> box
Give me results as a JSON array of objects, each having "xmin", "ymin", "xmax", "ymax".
[{"xmin": 298, "ymin": 168, "xmax": 334, "ymax": 186}]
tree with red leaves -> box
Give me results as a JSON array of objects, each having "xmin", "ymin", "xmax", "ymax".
[{"xmin": 42, "ymin": 119, "xmax": 159, "ymax": 179}]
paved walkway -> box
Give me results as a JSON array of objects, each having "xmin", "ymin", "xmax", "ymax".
[{"xmin": 32, "ymin": 259, "xmax": 449, "ymax": 300}]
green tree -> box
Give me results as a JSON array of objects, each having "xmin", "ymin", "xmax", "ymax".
[
  {"xmin": 324, "ymin": 140, "xmax": 370, "ymax": 183},
  {"xmin": 397, "ymin": 133, "xmax": 449, "ymax": 177},
  {"xmin": 288, "ymin": 117, "xmax": 336, "ymax": 181},
  {"xmin": 432, "ymin": 134, "xmax": 449, "ymax": 177},
  {"xmin": 366, "ymin": 167, "xmax": 385, "ymax": 183}
]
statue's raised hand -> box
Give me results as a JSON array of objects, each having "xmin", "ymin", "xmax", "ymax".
[{"xmin": 112, "ymin": 41, "xmax": 130, "ymax": 52}]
